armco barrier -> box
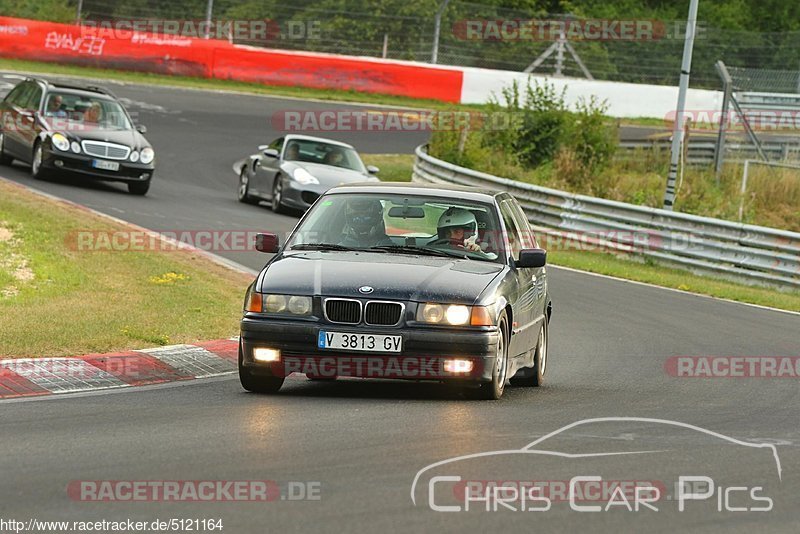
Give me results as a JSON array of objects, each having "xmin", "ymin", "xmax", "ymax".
[
  {"xmin": 617, "ymin": 139, "xmax": 800, "ymax": 166},
  {"xmin": 0, "ymin": 17, "xmax": 463, "ymax": 102},
  {"xmin": 413, "ymin": 145, "xmax": 800, "ymax": 289}
]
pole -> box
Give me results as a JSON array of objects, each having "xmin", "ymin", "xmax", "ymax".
[
  {"xmin": 75, "ymin": 0, "xmax": 83, "ymax": 25},
  {"xmin": 555, "ymin": 32, "xmax": 565, "ymax": 76},
  {"xmin": 382, "ymin": 33, "xmax": 389, "ymax": 58},
  {"xmin": 713, "ymin": 61, "xmax": 732, "ymax": 184},
  {"xmin": 203, "ymin": 0, "xmax": 214, "ymax": 39},
  {"xmin": 431, "ymin": 0, "xmax": 450, "ymax": 64},
  {"xmin": 662, "ymin": 0, "xmax": 700, "ymax": 211},
  {"xmin": 739, "ymin": 160, "xmax": 750, "ymax": 222}
]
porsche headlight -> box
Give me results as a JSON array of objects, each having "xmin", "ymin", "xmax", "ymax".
[
  {"xmin": 51, "ymin": 133, "xmax": 69, "ymax": 152},
  {"xmin": 293, "ymin": 168, "xmax": 319, "ymax": 185},
  {"xmin": 140, "ymin": 147, "xmax": 155, "ymax": 164},
  {"xmin": 264, "ymin": 294, "xmax": 312, "ymax": 316},
  {"xmin": 417, "ymin": 303, "xmax": 494, "ymax": 326}
]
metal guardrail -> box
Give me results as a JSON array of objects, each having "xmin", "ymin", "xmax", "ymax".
[
  {"xmin": 413, "ymin": 145, "xmax": 800, "ymax": 289},
  {"xmin": 617, "ymin": 140, "xmax": 800, "ymax": 166},
  {"xmin": 736, "ymin": 92, "xmax": 800, "ymax": 111}
]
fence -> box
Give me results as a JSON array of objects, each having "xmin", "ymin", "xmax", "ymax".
[
  {"xmin": 617, "ymin": 139, "xmax": 800, "ymax": 166},
  {"xmin": 44, "ymin": 0, "xmax": 800, "ymax": 89},
  {"xmin": 412, "ymin": 145, "xmax": 800, "ymax": 289}
]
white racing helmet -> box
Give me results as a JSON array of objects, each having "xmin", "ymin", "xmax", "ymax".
[{"xmin": 437, "ymin": 207, "xmax": 477, "ymax": 240}]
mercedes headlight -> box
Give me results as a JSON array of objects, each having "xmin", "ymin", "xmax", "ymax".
[
  {"xmin": 416, "ymin": 303, "xmax": 494, "ymax": 326},
  {"xmin": 130, "ymin": 150, "xmax": 140, "ymax": 162},
  {"xmin": 51, "ymin": 133, "xmax": 69, "ymax": 152},
  {"xmin": 140, "ymin": 147, "xmax": 155, "ymax": 164},
  {"xmin": 293, "ymin": 168, "xmax": 319, "ymax": 185}
]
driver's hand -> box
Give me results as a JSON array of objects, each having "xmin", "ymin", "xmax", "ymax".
[{"xmin": 464, "ymin": 242, "xmax": 481, "ymax": 252}]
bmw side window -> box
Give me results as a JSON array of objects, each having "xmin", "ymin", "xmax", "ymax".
[
  {"xmin": 509, "ymin": 200, "xmax": 537, "ymax": 249},
  {"xmin": 500, "ymin": 201, "xmax": 523, "ymax": 260}
]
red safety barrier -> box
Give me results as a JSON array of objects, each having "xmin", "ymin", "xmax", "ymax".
[
  {"xmin": 211, "ymin": 46, "xmax": 463, "ymax": 102},
  {"xmin": 0, "ymin": 17, "xmax": 463, "ymax": 102}
]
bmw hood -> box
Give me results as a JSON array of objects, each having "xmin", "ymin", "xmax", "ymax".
[
  {"xmin": 281, "ymin": 162, "xmax": 376, "ymax": 186},
  {"xmin": 258, "ymin": 251, "xmax": 503, "ymax": 304}
]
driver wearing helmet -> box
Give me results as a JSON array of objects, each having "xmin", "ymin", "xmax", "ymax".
[
  {"xmin": 339, "ymin": 198, "xmax": 393, "ymax": 248},
  {"xmin": 436, "ymin": 207, "xmax": 482, "ymax": 252}
]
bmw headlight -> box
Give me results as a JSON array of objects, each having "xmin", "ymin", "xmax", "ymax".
[
  {"xmin": 140, "ymin": 147, "xmax": 155, "ymax": 164},
  {"xmin": 263, "ymin": 294, "xmax": 312, "ymax": 316},
  {"xmin": 51, "ymin": 133, "xmax": 69, "ymax": 152},
  {"xmin": 293, "ymin": 168, "xmax": 319, "ymax": 185},
  {"xmin": 417, "ymin": 303, "xmax": 494, "ymax": 326}
]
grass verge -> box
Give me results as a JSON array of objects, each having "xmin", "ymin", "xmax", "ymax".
[
  {"xmin": 0, "ymin": 179, "xmax": 251, "ymax": 358},
  {"xmin": 550, "ymin": 250, "xmax": 800, "ymax": 313},
  {"xmin": 363, "ymin": 154, "xmax": 414, "ymax": 182}
]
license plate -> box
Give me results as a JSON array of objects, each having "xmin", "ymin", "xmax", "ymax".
[
  {"xmin": 318, "ymin": 331, "xmax": 402, "ymax": 353},
  {"xmin": 92, "ymin": 159, "xmax": 119, "ymax": 171}
]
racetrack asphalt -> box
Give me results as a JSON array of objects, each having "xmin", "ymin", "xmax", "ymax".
[{"xmin": 1, "ymin": 72, "xmax": 799, "ymax": 533}]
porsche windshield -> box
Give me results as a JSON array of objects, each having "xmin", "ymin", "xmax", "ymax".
[
  {"xmin": 282, "ymin": 139, "xmax": 365, "ymax": 173},
  {"xmin": 286, "ymin": 193, "xmax": 506, "ymax": 263}
]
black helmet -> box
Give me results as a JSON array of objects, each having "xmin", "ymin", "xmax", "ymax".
[{"xmin": 345, "ymin": 198, "xmax": 384, "ymax": 238}]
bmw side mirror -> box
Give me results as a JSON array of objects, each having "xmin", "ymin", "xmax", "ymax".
[
  {"xmin": 262, "ymin": 148, "xmax": 279, "ymax": 158},
  {"xmin": 366, "ymin": 165, "xmax": 380, "ymax": 175},
  {"xmin": 255, "ymin": 232, "xmax": 280, "ymax": 254},
  {"xmin": 516, "ymin": 248, "xmax": 546, "ymax": 268},
  {"xmin": 136, "ymin": 124, "xmax": 147, "ymax": 134}
]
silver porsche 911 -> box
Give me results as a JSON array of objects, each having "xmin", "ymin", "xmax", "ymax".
[{"xmin": 234, "ymin": 134, "xmax": 380, "ymax": 213}]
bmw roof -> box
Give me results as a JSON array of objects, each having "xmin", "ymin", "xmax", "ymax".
[{"xmin": 325, "ymin": 181, "xmax": 506, "ymax": 202}]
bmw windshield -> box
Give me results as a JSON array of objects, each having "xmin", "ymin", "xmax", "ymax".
[{"xmin": 286, "ymin": 193, "xmax": 505, "ymax": 263}]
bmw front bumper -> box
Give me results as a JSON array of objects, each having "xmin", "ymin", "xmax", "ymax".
[{"xmin": 240, "ymin": 317, "xmax": 500, "ymax": 383}]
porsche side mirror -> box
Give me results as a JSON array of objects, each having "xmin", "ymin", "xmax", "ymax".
[
  {"xmin": 516, "ymin": 248, "xmax": 546, "ymax": 268},
  {"xmin": 366, "ymin": 165, "xmax": 380, "ymax": 175},
  {"xmin": 255, "ymin": 232, "xmax": 280, "ymax": 253},
  {"xmin": 262, "ymin": 148, "xmax": 279, "ymax": 158}
]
